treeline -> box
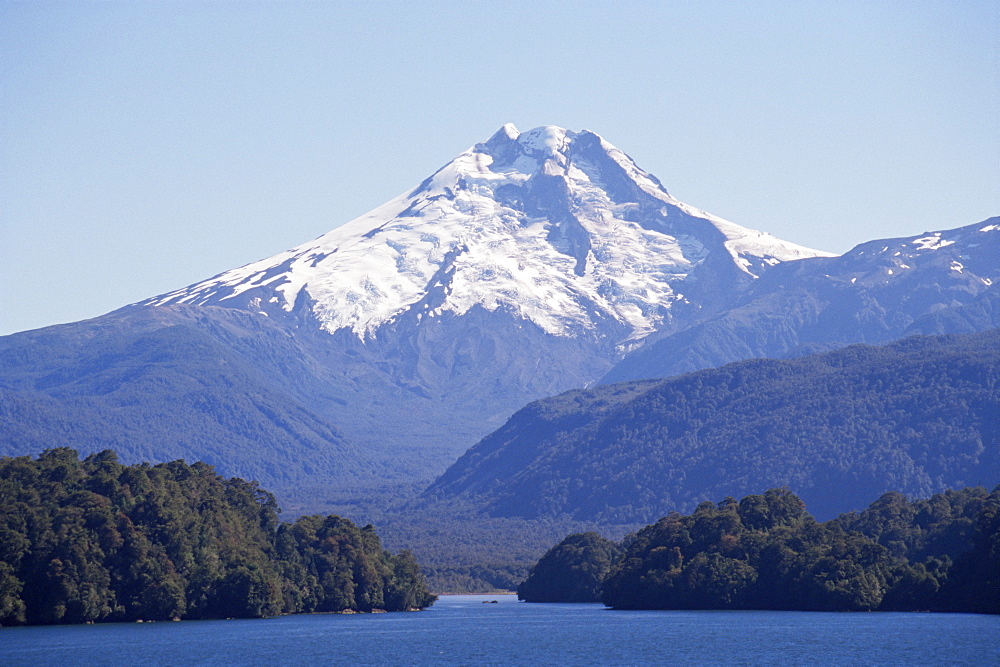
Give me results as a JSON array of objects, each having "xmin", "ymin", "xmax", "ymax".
[
  {"xmin": 0, "ymin": 449, "xmax": 435, "ymax": 626},
  {"xmin": 519, "ymin": 487, "xmax": 999, "ymax": 613}
]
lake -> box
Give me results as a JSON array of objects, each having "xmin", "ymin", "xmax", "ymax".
[{"xmin": 2, "ymin": 594, "xmax": 996, "ymax": 665}]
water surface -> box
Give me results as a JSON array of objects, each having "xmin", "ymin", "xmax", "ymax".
[{"xmin": 2, "ymin": 594, "xmax": 996, "ymax": 665}]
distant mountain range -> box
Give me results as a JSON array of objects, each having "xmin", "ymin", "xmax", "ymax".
[
  {"xmin": 422, "ymin": 328, "xmax": 1000, "ymax": 522},
  {"xmin": 0, "ymin": 125, "xmax": 997, "ymax": 520},
  {"xmin": 604, "ymin": 218, "xmax": 1000, "ymax": 383}
]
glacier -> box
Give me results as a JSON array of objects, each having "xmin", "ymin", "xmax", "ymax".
[{"xmin": 146, "ymin": 124, "xmax": 832, "ymax": 344}]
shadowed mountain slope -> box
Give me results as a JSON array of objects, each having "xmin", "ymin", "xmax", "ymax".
[{"xmin": 423, "ymin": 329, "xmax": 1000, "ymax": 523}]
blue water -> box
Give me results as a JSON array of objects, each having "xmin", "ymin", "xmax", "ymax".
[{"xmin": 1, "ymin": 595, "xmax": 997, "ymax": 666}]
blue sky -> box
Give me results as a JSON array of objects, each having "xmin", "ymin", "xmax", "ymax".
[{"xmin": 2, "ymin": 1, "xmax": 997, "ymax": 335}]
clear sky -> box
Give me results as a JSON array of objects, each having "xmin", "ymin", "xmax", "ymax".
[{"xmin": 2, "ymin": 1, "xmax": 997, "ymax": 336}]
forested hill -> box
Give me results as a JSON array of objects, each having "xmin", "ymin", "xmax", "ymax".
[
  {"xmin": 521, "ymin": 486, "xmax": 1000, "ymax": 613},
  {"xmin": 0, "ymin": 449, "xmax": 435, "ymax": 626},
  {"xmin": 0, "ymin": 308, "xmax": 364, "ymax": 498},
  {"xmin": 423, "ymin": 329, "xmax": 1000, "ymax": 523}
]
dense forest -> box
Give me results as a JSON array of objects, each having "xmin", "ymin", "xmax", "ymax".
[
  {"xmin": 517, "ymin": 532, "xmax": 621, "ymax": 602},
  {"xmin": 376, "ymin": 503, "xmax": 639, "ymax": 594},
  {"xmin": 0, "ymin": 449, "xmax": 435, "ymax": 626},
  {"xmin": 425, "ymin": 329, "xmax": 1000, "ymax": 522},
  {"xmin": 519, "ymin": 487, "xmax": 999, "ymax": 613}
]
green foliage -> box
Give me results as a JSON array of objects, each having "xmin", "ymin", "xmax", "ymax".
[
  {"xmin": 0, "ymin": 449, "xmax": 435, "ymax": 626},
  {"xmin": 936, "ymin": 489, "xmax": 1000, "ymax": 613},
  {"xmin": 524, "ymin": 487, "xmax": 1000, "ymax": 612},
  {"xmin": 427, "ymin": 329, "xmax": 1000, "ymax": 523},
  {"xmin": 518, "ymin": 532, "xmax": 621, "ymax": 602}
]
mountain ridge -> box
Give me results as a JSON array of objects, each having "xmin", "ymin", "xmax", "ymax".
[
  {"xmin": 422, "ymin": 328, "xmax": 1000, "ymax": 523},
  {"xmin": 603, "ymin": 217, "xmax": 1000, "ymax": 383}
]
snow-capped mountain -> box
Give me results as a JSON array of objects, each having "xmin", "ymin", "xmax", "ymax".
[
  {"xmin": 12, "ymin": 124, "xmax": 993, "ymax": 520},
  {"xmin": 603, "ymin": 217, "xmax": 1000, "ymax": 383},
  {"xmin": 145, "ymin": 125, "xmax": 828, "ymax": 347}
]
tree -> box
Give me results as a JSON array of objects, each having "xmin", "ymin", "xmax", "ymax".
[{"xmin": 518, "ymin": 532, "xmax": 621, "ymax": 603}]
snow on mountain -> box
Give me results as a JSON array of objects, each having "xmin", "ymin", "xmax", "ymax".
[
  {"xmin": 601, "ymin": 216, "xmax": 1000, "ymax": 384},
  {"xmin": 145, "ymin": 125, "xmax": 832, "ymax": 344},
  {"xmin": 830, "ymin": 220, "xmax": 1000, "ymax": 288}
]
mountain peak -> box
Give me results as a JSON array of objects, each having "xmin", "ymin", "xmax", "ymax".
[
  {"xmin": 515, "ymin": 125, "xmax": 570, "ymax": 159},
  {"xmin": 474, "ymin": 123, "xmax": 574, "ymax": 172},
  {"xmin": 145, "ymin": 126, "xmax": 832, "ymax": 341},
  {"xmin": 494, "ymin": 122, "xmax": 521, "ymax": 141}
]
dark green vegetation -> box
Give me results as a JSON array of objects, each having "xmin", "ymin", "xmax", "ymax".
[
  {"xmin": 378, "ymin": 510, "xmax": 635, "ymax": 594},
  {"xmin": 374, "ymin": 509, "xmax": 633, "ymax": 597},
  {"xmin": 524, "ymin": 487, "xmax": 999, "ymax": 613},
  {"xmin": 0, "ymin": 449, "xmax": 434, "ymax": 626},
  {"xmin": 517, "ymin": 532, "xmax": 621, "ymax": 602},
  {"xmin": 425, "ymin": 329, "xmax": 1000, "ymax": 523}
]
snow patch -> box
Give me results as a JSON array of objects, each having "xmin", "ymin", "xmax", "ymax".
[
  {"xmin": 912, "ymin": 236, "xmax": 956, "ymax": 251},
  {"xmin": 517, "ymin": 126, "xmax": 569, "ymax": 159}
]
